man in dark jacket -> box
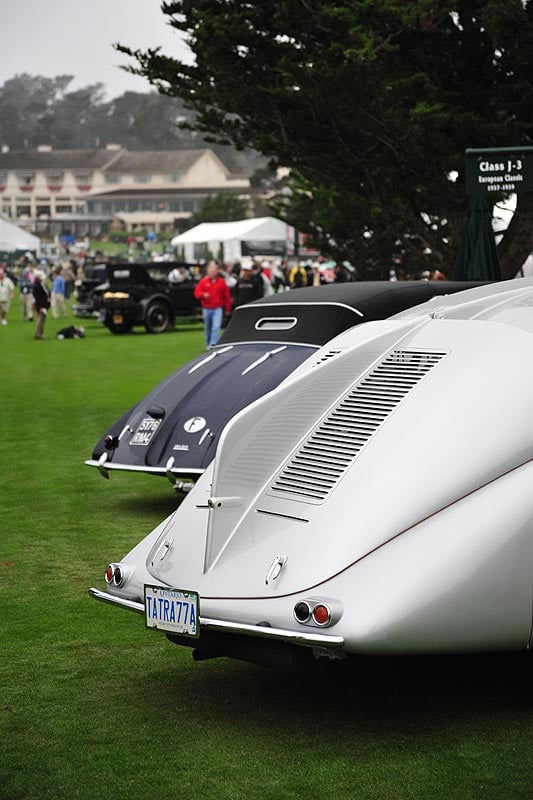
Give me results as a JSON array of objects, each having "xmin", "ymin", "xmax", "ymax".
[
  {"xmin": 235, "ymin": 264, "xmax": 264, "ymax": 307},
  {"xmin": 32, "ymin": 270, "xmax": 50, "ymax": 340}
]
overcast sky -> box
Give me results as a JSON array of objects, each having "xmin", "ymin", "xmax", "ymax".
[{"xmin": 2, "ymin": 0, "xmax": 192, "ymax": 98}]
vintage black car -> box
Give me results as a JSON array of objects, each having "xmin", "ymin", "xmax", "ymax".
[
  {"xmin": 73, "ymin": 264, "xmax": 108, "ymax": 318},
  {"xmin": 87, "ymin": 280, "xmax": 485, "ymax": 488},
  {"xmin": 100, "ymin": 262, "xmax": 199, "ymax": 334}
]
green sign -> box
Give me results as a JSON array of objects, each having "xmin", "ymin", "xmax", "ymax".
[{"xmin": 465, "ymin": 147, "xmax": 533, "ymax": 196}]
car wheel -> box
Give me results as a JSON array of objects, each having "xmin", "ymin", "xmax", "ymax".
[{"xmin": 144, "ymin": 302, "xmax": 174, "ymax": 334}]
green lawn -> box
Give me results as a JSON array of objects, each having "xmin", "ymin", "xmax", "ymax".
[{"xmin": 1, "ymin": 305, "xmax": 533, "ymax": 800}]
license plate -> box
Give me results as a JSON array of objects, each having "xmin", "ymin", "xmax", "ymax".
[
  {"xmin": 144, "ymin": 585, "xmax": 199, "ymax": 637},
  {"xmin": 113, "ymin": 313, "xmax": 124, "ymax": 324},
  {"xmin": 130, "ymin": 417, "xmax": 161, "ymax": 446}
]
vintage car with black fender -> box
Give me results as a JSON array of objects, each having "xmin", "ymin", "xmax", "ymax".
[
  {"xmin": 100, "ymin": 261, "xmax": 199, "ymax": 334},
  {"xmin": 87, "ymin": 281, "xmax": 481, "ymax": 489}
]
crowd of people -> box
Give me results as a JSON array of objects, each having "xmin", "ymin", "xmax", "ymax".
[{"xmin": 0, "ymin": 254, "xmax": 82, "ymax": 340}]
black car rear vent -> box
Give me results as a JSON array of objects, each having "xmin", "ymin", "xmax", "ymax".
[{"xmin": 255, "ymin": 317, "xmax": 298, "ymax": 331}]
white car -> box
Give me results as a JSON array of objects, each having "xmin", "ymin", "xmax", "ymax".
[{"xmin": 90, "ymin": 278, "xmax": 533, "ymax": 670}]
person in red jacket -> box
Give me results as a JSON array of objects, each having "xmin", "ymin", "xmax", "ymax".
[{"xmin": 193, "ymin": 260, "xmax": 233, "ymax": 348}]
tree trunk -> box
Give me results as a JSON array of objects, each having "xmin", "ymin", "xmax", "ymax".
[{"xmin": 498, "ymin": 193, "xmax": 533, "ymax": 280}]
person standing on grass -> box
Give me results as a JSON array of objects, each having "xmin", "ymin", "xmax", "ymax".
[
  {"xmin": 32, "ymin": 270, "xmax": 50, "ymax": 340},
  {"xmin": 18, "ymin": 266, "xmax": 35, "ymax": 321},
  {"xmin": 51, "ymin": 268, "xmax": 67, "ymax": 318},
  {"xmin": 61, "ymin": 261, "xmax": 76, "ymax": 301},
  {"xmin": 193, "ymin": 260, "xmax": 232, "ymax": 349},
  {"xmin": 0, "ymin": 265, "xmax": 15, "ymax": 326}
]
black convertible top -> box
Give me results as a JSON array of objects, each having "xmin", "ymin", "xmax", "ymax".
[{"xmin": 220, "ymin": 281, "xmax": 486, "ymax": 346}]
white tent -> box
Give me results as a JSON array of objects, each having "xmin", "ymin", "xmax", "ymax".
[
  {"xmin": 171, "ymin": 217, "xmax": 288, "ymax": 262},
  {"xmin": 0, "ymin": 217, "xmax": 40, "ymax": 254}
]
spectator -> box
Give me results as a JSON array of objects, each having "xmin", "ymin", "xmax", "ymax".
[
  {"xmin": 333, "ymin": 264, "xmax": 347, "ymax": 283},
  {"xmin": 18, "ymin": 266, "xmax": 35, "ymax": 321},
  {"xmin": 0, "ymin": 265, "xmax": 15, "ymax": 326},
  {"xmin": 271, "ymin": 259, "xmax": 288, "ymax": 292},
  {"xmin": 32, "ymin": 270, "xmax": 50, "ymax": 340},
  {"xmin": 288, "ymin": 262, "xmax": 307, "ymax": 289},
  {"xmin": 61, "ymin": 261, "xmax": 76, "ymax": 301},
  {"xmin": 312, "ymin": 264, "xmax": 326, "ymax": 286},
  {"xmin": 168, "ymin": 265, "xmax": 191, "ymax": 283},
  {"xmin": 193, "ymin": 260, "xmax": 233, "ymax": 348},
  {"xmin": 51, "ymin": 268, "xmax": 67, "ymax": 318},
  {"xmin": 430, "ymin": 268, "xmax": 445, "ymax": 280},
  {"xmin": 235, "ymin": 263, "xmax": 264, "ymax": 306},
  {"xmin": 218, "ymin": 263, "xmax": 237, "ymax": 290}
]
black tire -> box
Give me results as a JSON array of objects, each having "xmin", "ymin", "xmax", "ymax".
[{"xmin": 144, "ymin": 301, "xmax": 174, "ymax": 334}]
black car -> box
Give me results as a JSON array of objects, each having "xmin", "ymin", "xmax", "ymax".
[
  {"xmin": 87, "ymin": 280, "xmax": 486, "ymax": 488},
  {"xmin": 73, "ymin": 264, "xmax": 108, "ymax": 318},
  {"xmin": 100, "ymin": 261, "xmax": 199, "ymax": 334}
]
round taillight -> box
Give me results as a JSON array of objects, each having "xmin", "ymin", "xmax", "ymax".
[
  {"xmin": 312, "ymin": 603, "xmax": 331, "ymax": 626},
  {"xmin": 294, "ymin": 601, "xmax": 311, "ymax": 623},
  {"xmin": 105, "ymin": 564, "xmax": 114, "ymax": 584}
]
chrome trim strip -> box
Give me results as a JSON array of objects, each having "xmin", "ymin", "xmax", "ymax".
[
  {"xmin": 88, "ymin": 588, "xmax": 345, "ymax": 648},
  {"xmin": 188, "ymin": 345, "xmax": 234, "ymax": 374},
  {"xmin": 199, "ymin": 617, "xmax": 345, "ymax": 648},
  {"xmin": 85, "ymin": 461, "xmax": 204, "ymax": 475},
  {"xmin": 89, "ymin": 587, "xmax": 145, "ymax": 614},
  {"xmin": 241, "ymin": 345, "xmax": 288, "ymax": 376},
  {"xmin": 238, "ymin": 301, "xmax": 364, "ymax": 318}
]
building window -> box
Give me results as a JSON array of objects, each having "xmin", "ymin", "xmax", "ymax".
[
  {"xmin": 75, "ymin": 173, "xmax": 92, "ymax": 184},
  {"xmin": 2, "ymin": 204, "xmax": 11, "ymax": 217},
  {"xmin": 16, "ymin": 205, "xmax": 32, "ymax": 216},
  {"xmin": 168, "ymin": 173, "xmax": 181, "ymax": 182},
  {"xmin": 105, "ymin": 174, "xmax": 121, "ymax": 184},
  {"xmin": 18, "ymin": 174, "xmax": 34, "ymax": 190},
  {"xmin": 134, "ymin": 174, "xmax": 151, "ymax": 183},
  {"xmin": 36, "ymin": 205, "xmax": 51, "ymax": 216},
  {"xmin": 46, "ymin": 173, "xmax": 64, "ymax": 185},
  {"xmin": 56, "ymin": 205, "xmax": 73, "ymax": 213}
]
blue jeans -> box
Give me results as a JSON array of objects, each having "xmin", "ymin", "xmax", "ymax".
[{"xmin": 202, "ymin": 306, "xmax": 223, "ymax": 347}]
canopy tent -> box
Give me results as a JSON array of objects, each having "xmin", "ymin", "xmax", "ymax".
[
  {"xmin": 0, "ymin": 217, "xmax": 40, "ymax": 254},
  {"xmin": 171, "ymin": 217, "xmax": 288, "ymax": 262}
]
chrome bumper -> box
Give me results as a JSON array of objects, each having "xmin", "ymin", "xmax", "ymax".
[
  {"xmin": 85, "ymin": 460, "xmax": 204, "ymax": 476},
  {"xmin": 88, "ymin": 587, "xmax": 345, "ymax": 649}
]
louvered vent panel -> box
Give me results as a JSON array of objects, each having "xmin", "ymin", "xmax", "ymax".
[
  {"xmin": 269, "ymin": 350, "xmax": 447, "ymax": 503},
  {"xmin": 312, "ymin": 349, "xmax": 342, "ymax": 367}
]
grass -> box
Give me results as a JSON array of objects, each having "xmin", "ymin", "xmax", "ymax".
[{"xmin": 1, "ymin": 303, "xmax": 533, "ymax": 800}]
